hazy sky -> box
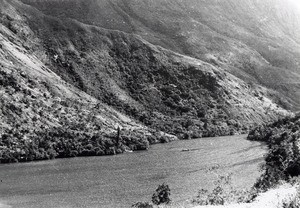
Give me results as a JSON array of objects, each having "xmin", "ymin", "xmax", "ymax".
[{"xmin": 290, "ymin": 0, "xmax": 300, "ymax": 13}]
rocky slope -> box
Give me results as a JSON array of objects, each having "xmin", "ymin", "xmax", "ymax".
[{"xmin": 0, "ymin": 0, "xmax": 291, "ymax": 162}]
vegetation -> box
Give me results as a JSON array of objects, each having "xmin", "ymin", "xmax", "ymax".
[
  {"xmin": 248, "ymin": 114, "xmax": 300, "ymax": 190},
  {"xmin": 192, "ymin": 174, "xmax": 258, "ymax": 206},
  {"xmin": 0, "ymin": 0, "xmax": 289, "ymax": 164},
  {"xmin": 131, "ymin": 202, "xmax": 153, "ymax": 208},
  {"xmin": 0, "ymin": 126, "xmax": 153, "ymax": 163},
  {"xmin": 0, "ymin": 33, "xmax": 174, "ymax": 164},
  {"xmin": 151, "ymin": 183, "xmax": 171, "ymax": 205},
  {"xmin": 21, "ymin": 0, "xmax": 300, "ymax": 112},
  {"xmin": 278, "ymin": 181, "xmax": 300, "ymax": 208},
  {"xmin": 13, "ymin": 2, "xmax": 285, "ymax": 140},
  {"xmin": 133, "ymin": 174, "xmax": 259, "ymax": 207},
  {"xmin": 132, "ymin": 183, "xmax": 171, "ymax": 208},
  {"xmin": 246, "ymin": 114, "xmax": 300, "ymax": 207}
]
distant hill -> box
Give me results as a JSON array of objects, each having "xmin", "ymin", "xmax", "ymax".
[
  {"xmin": 0, "ymin": 0, "xmax": 293, "ymax": 162},
  {"xmin": 21, "ymin": 0, "xmax": 300, "ymax": 111}
]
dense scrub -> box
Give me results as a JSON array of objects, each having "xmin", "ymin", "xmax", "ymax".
[
  {"xmin": 0, "ymin": 69, "xmax": 172, "ymax": 164},
  {"xmin": 0, "ymin": 69, "xmax": 169, "ymax": 163},
  {"xmin": 0, "ymin": 66, "xmax": 174, "ymax": 163},
  {"xmin": 0, "ymin": 126, "xmax": 154, "ymax": 163},
  {"xmin": 248, "ymin": 114, "xmax": 300, "ymax": 190},
  {"xmin": 28, "ymin": 17, "xmax": 244, "ymax": 138}
]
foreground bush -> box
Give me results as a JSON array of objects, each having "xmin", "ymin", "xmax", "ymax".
[
  {"xmin": 131, "ymin": 202, "xmax": 153, "ymax": 208},
  {"xmin": 247, "ymin": 114, "xmax": 300, "ymax": 190},
  {"xmin": 193, "ymin": 174, "xmax": 258, "ymax": 206},
  {"xmin": 151, "ymin": 183, "xmax": 171, "ymax": 205},
  {"xmin": 132, "ymin": 183, "xmax": 171, "ymax": 207}
]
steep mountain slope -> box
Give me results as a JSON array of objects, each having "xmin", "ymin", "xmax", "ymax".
[
  {"xmin": 0, "ymin": 0, "xmax": 175, "ymax": 163},
  {"xmin": 21, "ymin": 0, "xmax": 300, "ymax": 110},
  {"xmin": 8, "ymin": 1, "xmax": 290, "ymax": 132},
  {"xmin": 0, "ymin": 0, "xmax": 290, "ymax": 162}
]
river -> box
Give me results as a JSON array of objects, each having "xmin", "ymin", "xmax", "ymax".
[{"xmin": 0, "ymin": 135, "xmax": 266, "ymax": 208}]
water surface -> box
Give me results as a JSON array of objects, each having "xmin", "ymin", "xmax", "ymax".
[{"xmin": 0, "ymin": 135, "xmax": 266, "ymax": 208}]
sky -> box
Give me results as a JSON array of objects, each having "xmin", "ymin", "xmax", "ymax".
[{"xmin": 290, "ymin": 0, "xmax": 300, "ymax": 14}]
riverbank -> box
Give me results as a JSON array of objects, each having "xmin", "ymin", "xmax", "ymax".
[
  {"xmin": 191, "ymin": 114, "xmax": 300, "ymax": 208},
  {"xmin": 0, "ymin": 130, "xmax": 248, "ymax": 164},
  {"xmin": 0, "ymin": 126, "xmax": 177, "ymax": 164},
  {"xmin": 0, "ymin": 135, "xmax": 266, "ymax": 208}
]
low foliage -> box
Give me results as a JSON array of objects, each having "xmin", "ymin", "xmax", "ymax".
[
  {"xmin": 192, "ymin": 174, "xmax": 258, "ymax": 205},
  {"xmin": 152, "ymin": 183, "xmax": 171, "ymax": 205},
  {"xmin": 132, "ymin": 183, "xmax": 171, "ymax": 207},
  {"xmin": 131, "ymin": 202, "xmax": 153, "ymax": 208},
  {"xmin": 0, "ymin": 126, "xmax": 153, "ymax": 163},
  {"xmin": 248, "ymin": 114, "xmax": 300, "ymax": 190},
  {"xmin": 281, "ymin": 184, "xmax": 300, "ymax": 208}
]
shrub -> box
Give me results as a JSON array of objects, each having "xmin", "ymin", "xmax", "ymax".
[
  {"xmin": 151, "ymin": 183, "xmax": 171, "ymax": 205},
  {"xmin": 282, "ymin": 185, "xmax": 300, "ymax": 208},
  {"xmin": 247, "ymin": 114, "xmax": 300, "ymax": 190},
  {"xmin": 131, "ymin": 183, "xmax": 171, "ymax": 207},
  {"xmin": 131, "ymin": 202, "xmax": 153, "ymax": 208},
  {"xmin": 193, "ymin": 174, "xmax": 258, "ymax": 205}
]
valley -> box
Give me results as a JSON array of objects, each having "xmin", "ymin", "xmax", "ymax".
[
  {"xmin": 0, "ymin": 0, "xmax": 300, "ymax": 207},
  {"xmin": 0, "ymin": 0, "xmax": 294, "ymax": 163}
]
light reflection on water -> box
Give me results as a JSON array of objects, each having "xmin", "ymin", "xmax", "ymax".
[{"xmin": 0, "ymin": 135, "xmax": 266, "ymax": 208}]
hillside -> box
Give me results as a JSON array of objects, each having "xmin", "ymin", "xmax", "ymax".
[
  {"xmin": 0, "ymin": 0, "xmax": 178, "ymax": 163},
  {"xmin": 0, "ymin": 0, "xmax": 292, "ymax": 162},
  {"xmin": 20, "ymin": 0, "xmax": 300, "ymax": 111}
]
